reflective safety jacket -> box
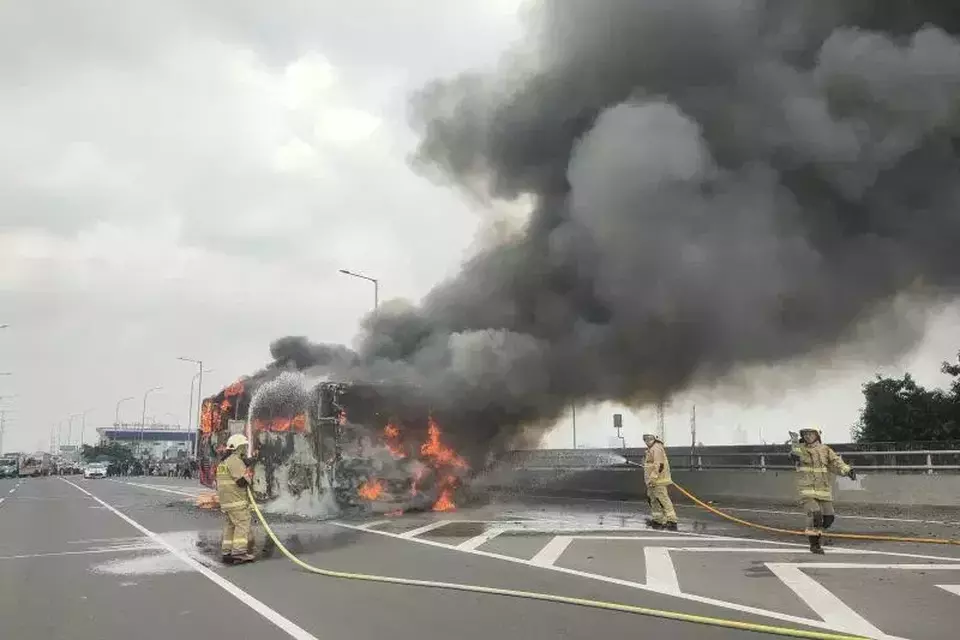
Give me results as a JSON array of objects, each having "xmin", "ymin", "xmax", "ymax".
[
  {"xmin": 791, "ymin": 442, "xmax": 850, "ymax": 501},
  {"xmin": 644, "ymin": 440, "xmax": 673, "ymax": 487},
  {"xmin": 216, "ymin": 451, "xmax": 251, "ymax": 511}
]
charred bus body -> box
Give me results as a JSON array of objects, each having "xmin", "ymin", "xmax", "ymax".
[{"xmin": 197, "ymin": 378, "xmax": 470, "ymax": 514}]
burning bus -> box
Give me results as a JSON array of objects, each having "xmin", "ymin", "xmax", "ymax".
[{"xmin": 197, "ymin": 373, "xmax": 471, "ymax": 515}]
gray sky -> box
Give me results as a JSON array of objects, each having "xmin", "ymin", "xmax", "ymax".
[{"xmin": 1, "ymin": 0, "xmax": 957, "ymax": 453}]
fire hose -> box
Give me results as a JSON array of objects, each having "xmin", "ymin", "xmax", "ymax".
[
  {"xmin": 247, "ymin": 488, "xmax": 866, "ymax": 640},
  {"xmin": 671, "ymin": 483, "xmax": 960, "ymax": 546}
]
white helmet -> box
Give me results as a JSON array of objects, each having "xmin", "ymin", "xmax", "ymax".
[{"xmin": 226, "ymin": 434, "xmax": 249, "ymax": 451}]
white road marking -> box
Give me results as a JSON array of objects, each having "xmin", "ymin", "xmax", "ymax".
[
  {"xmin": 8, "ymin": 488, "xmax": 15, "ymax": 494},
  {"xmin": 67, "ymin": 536, "xmax": 148, "ymax": 545},
  {"xmin": 457, "ymin": 528, "xmax": 506, "ymax": 551},
  {"xmin": 571, "ymin": 535, "xmax": 719, "ymax": 542},
  {"xmin": 0, "ymin": 545, "xmax": 162, "ymax": 561},
  {"xmin": 61, "ymin": 478, "xmax": 321, "ymax": 640},
  {"xmin": 116, "ymin": 480, "xmax": 205, "ymax": 497},
  {"xmin": 115, "ymin": 479, "xmax": 960, "ymax": 563},
  {"xmin": 520, "ymin": 492, "xmax": 960, "ymax": 526},
  {"xmin": 356, "ymin": 519, "xmax": 391, "ymax": 530},
  {"xmin": 773, "ymin": 563, "xmax": 960, "ymax": 571},
  {"xmin": 529, "ymin": 536, "xmax": 572, "ymax": 567},
  {"xmin": 334, "ymin": 521, "xmax": 850, "ymax": 634},
  {"xmin": 657, "ymin": 547, "xmax": 923, "ymax": 555},
  {"xmin": 643, "ymin": 547, "xmax": 681, "ymax": 594},
  {"xmin": 937, "ymin": 584, "xmax": 960, "ymax": 597},
  {"xmin": 398, "ymin": 520, "xmax": 452, "ymax": 539},
  {"xmin": 765, "ymin": 563, "xmax": 892, "ymax": 639}
]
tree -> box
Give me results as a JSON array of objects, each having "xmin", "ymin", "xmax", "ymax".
[
  {"xmin": 853, "ymin": 352, "xmax": 960, "ymax": 443},
  {"xmin": 80, "ymin": 442, "xmax": 135, "ymax": 467}
]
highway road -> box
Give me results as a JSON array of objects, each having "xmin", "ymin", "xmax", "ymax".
[{"xmin": 2, "ymin": 476, "xmax": 959, "ymax": 640}]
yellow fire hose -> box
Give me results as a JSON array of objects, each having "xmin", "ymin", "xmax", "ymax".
[
  {"xmin": 247, "ymin": 488, "xmax": 866, "ymax": 640},
  {"xmin": 671, "ymin": 484, "xmax": 960, "ymax": 546}
]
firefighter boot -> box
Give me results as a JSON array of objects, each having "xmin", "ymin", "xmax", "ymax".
[
  {"xmin": 664, "ymin": 522, "xmax": 679, "ymax": 532},
  {"xmin": 808, "ymin": 535, "xmax": 825, "ymax": 555},
  {"xmin": 230, "ymin": 552, "xmax": 257, "ymax": 564},
  {"xmin": 645, "ymin": 519, "xmax": 665, "ymax": 530},
  {"xmin": 822, "ymin": 515, "xmax": 835, "ymax": 546}
]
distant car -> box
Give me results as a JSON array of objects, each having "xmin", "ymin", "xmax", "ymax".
[
  {"xmin": 83, "ymin": 463, "xmax": 108, "ymax": 479},
  {"xmin": 0, "ymin": 459, "xmax": 17, "ymax": 478}
]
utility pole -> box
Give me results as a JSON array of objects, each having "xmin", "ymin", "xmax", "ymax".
[
  {"xmin": 571, "ymin": 404, "xmax": 577, "ymax": 449},
  {"xmin": 0, "ymin": 408, "xmax": 5, "ymax": 454},
  {"xmin": 656, "ymin": 399, "xmax": 665, "ymax": 442},
  {"xmin": 178, "ymin": 357, "xmax": 204, "ymax": 458},
  {"xmin": 690, "ymin": 404, "xmax": 697, "ymax": 470},
  {"xmin": 690, "ymin": 404, "xmax": 697, "ymax": 449}
]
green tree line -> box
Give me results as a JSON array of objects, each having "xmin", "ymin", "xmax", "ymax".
[{"xmin": 853, "ymin": 352, "xmax": 960, "ymax": 442}]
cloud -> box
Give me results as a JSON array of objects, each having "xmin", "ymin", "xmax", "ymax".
[{"xmin": 0, "ymin": 1, "xmax": 521, "ymax": 451}]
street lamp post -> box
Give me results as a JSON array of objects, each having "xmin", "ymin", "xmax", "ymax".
[
  {"xmin": 67, "ymin": 413, "xmax": 81, "ymax": 449},
  {"xmin": 79, "ymin": 407, "xmax": 95, "ymax": 451},
  {"xmin": 338, "ymin": 269, "xmax": 379, "ymax": 310},
  {"xmin": 115, "ymin": 396, "xmax": 135, "ymax": 426},
  {"xmin": 186, "ymin": 368, "xmax": 213, "ymax": 433},
  {"xmin": 139, "ymin": 386, "xmax": 162, "ymax": 457},
  {"xmin": 177, "ymin": 357, "xmax": 204, "ymax": 458}
]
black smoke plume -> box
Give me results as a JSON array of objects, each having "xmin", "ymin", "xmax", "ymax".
[{"xmin": 262, "ymin": 1, "xmax": 960, "ymax": 461}]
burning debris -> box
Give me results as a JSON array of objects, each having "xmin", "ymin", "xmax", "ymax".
[{"xmin": 199, "ymin": 375, "xmax": 472, "ymax": 516}]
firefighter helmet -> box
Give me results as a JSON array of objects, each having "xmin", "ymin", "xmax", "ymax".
[{"xmin": 226, "ymin": 434, "xmax": 249, "ymax": 451}]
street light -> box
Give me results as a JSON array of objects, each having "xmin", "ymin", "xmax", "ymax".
[
  {"xmin": 338, "ymin": 269, "xmax": 379, "ymax": 310},
  {"xmin": 78, "ymin": 407, "xmax": 95, "ymax": 450},
  {"xmin": 177, "ymin": 357, "xmax": 204, "ymax": 457},
  {"xmin": 67, "ymin": 412, "xmax": 82, "ymax": 448},
  {"xmin": 139, "ymin": 386, "xmax": 162, "ymax": 456},
  {"xmin": 115, "ymin": 396, "xmax": 135, "ymax": 426},
  {"xmin": 186, "ymin": 368, "xmax": 214, "ymax": 433}
]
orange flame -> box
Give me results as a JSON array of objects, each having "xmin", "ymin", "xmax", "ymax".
[
  {"xmin": 383, "ymin": 422, "xmax": 405, "ymax": 459},
  {"xmin": 432, "ymin": 487, "xmax": 456, "ymax": 512},
  {"xmin": 372, "ymin": 417, "xmax": 468, "ymax": 512},
  {"xmin": 358, "ymin": 478, "xmax": 385, "ymax": 501},
  {"xmin": 253, "ymin": 414, "xmax": 307, "ymax": 433},
  {"xmin": 420, "ymin": 417, "xmax": 467, "ymax": 469}
]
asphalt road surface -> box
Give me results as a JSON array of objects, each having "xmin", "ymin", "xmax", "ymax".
[{"xmin": 2, "ymin": 476, "xmax": 959, "ymax": 640}]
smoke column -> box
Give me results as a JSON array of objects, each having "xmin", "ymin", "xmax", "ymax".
[{"xmin": 268, "ymin": 1, "xmax": 960, "ymax": 461}]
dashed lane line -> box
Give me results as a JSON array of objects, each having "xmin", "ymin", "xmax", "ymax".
[{"xmin": 60, "ymin": 478, "xmax": 322, "ymax": 640}]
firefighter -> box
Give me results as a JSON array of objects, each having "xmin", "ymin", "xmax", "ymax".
[
  {"xmin": 790, "ymin": 427, "xmax": 856, "ymax": 554},
  {"xmin": 217, "ymin": 433, "xmax": 256, "ymax": 564},
  {"xmin": 642, "ymin": 433, "xmax": 678, "ymax": 531}
]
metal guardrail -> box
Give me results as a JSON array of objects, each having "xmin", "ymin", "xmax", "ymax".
[
  {"xmin": 685, "ymin": 450, "xmax": 960, "ymax": 474},
  {"xmin": 504, "ymin": 448, "xmax": 960, "ymax": 474}
]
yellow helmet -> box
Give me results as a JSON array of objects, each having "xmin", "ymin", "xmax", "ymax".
[{"xmin": 226, "ymin": 433, "xmax": 249, "ymax": 451}]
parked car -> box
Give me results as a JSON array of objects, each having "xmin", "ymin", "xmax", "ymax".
[
  {"xmin": 83, "ymin": 463, "xmax": 108, "ymax": 479},
  {"xmin": 0, "ymin": 456, "xmax": 18, "ymax": 478}
]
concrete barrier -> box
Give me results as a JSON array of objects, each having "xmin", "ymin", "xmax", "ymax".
[{"xmin": 484, "ymin": 465, "xmax": 960, "ymax": 508}]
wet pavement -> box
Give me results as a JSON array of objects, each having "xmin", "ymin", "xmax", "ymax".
[{"xmin": 2, "ymin": 476, "xmax": 960, "ymax": 640}]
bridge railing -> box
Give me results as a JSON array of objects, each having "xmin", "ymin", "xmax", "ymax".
[
  {"xmin": 682, "ymin": 450, "xmax": 960, "ymax": 474},
  {"xmin": 500, "ymin": 447, "xmax": 960, "ymax": 474}
]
